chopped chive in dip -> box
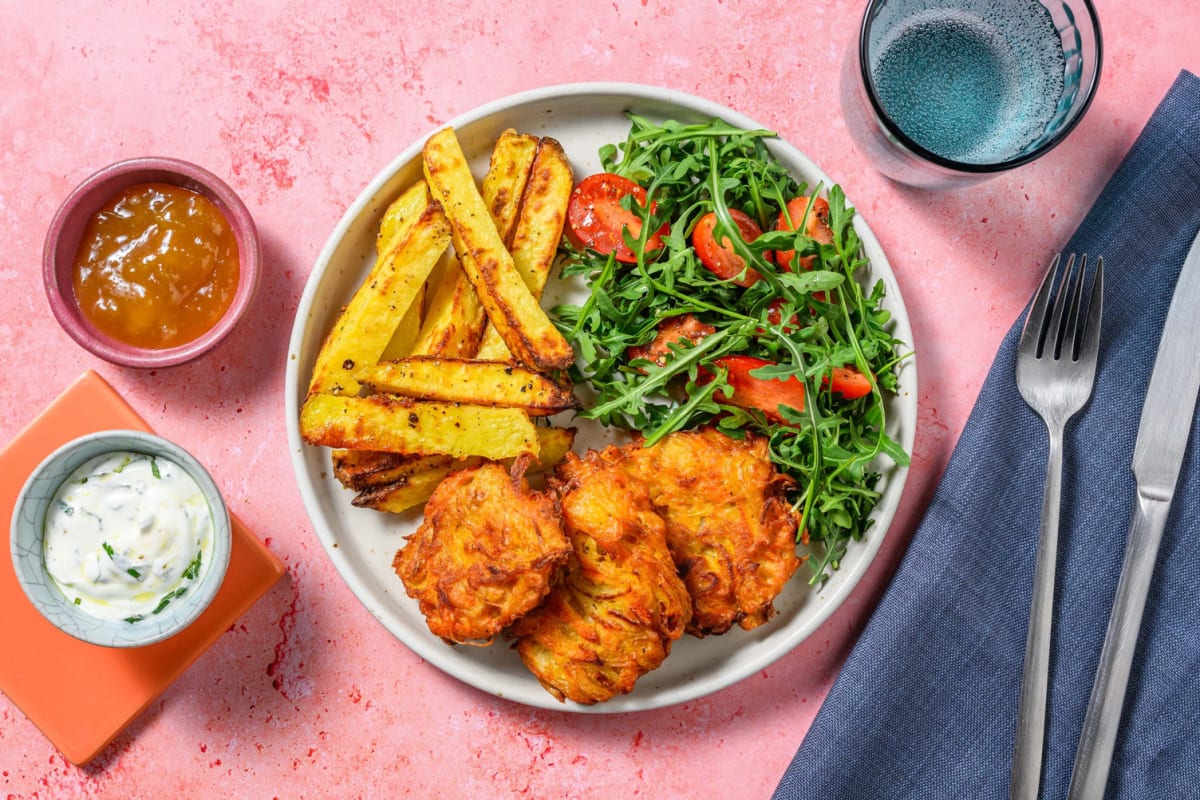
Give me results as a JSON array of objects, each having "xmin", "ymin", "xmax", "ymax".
[{"xmin": 152, "ymin": 586, "xmax": 188, "ymax": 615}]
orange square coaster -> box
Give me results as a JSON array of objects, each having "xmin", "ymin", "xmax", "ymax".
[{"xmin": 0, "ymin": 370, "xmax": 285, "ymax": 764}]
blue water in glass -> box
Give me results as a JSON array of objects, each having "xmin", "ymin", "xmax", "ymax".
[{"xmin": 869, "ymin": 0, "xmax": 1066, "ymax": 164}]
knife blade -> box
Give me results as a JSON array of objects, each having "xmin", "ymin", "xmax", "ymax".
[{"xmin": 1068, "ymin": 225, "xmax": 1200, "ymax": 800}]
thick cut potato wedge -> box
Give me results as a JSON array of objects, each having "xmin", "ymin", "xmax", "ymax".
[
  {"xmin": 509, "ymin": 137, "xmax": 574, "ymax": 297},
  {"xmin": 353, "ymin": 462, "xmax": 455, "ymax": 514},
  {"xmin": 378, "ymin": 181, "xmax": 432, "ymax": 255},
  {"xmin": 337, "ymin": 187, "xmax": 433, "ymax": 489},
  {"xmin": 524, "ymin": 424, "xmax": 576, "ymax": 468},
  {"xmin": 422, "ymin": 127, "xmax": 575, "ymax": 372},
  {"xmin": 307, "ymin": 186, "xmax": 449, "ymax": 396},
  {"xmin": 358, "ymin": 357, "xmax": 579, "ymax": 415},
  {"xmin": 411, "ymin": 130, "xmax": 539, "ymax": 358},
  {"xmin": 352, "ymin": 426, "xmax": 577, "ymax": 514},
  {"xmin": 481, "ymin": 129, "xmax": 539, "ymax": 248},
  {"xmin": 476, "ymin": 137, "xmax": 574, "ymax": 360},
  {"xmin": 473, "ymin": 131, "xmax": 542, "ymax": 359},
  {"xmin": 380, "ymin": 287, "xmax": 424, "ymax": 360},
  {"xmin": 331, "ymin": 448, "xmax": 448, "ymax": 491},
  {"xmin": 374, "ymin": 185, "xmax": 431, "ymax": 359},
  {"xmin": 323, "ymin": 185, "xmax": 436, "ymax": 487},
  {"xmin": 410, "ymin": 252, "xmax": 484, "ymax": 357},
  {"xmin": 300, "ymin": 393, "xmax": 539, "ymax": 460},
  {"xmin": 335, "ymin": 423, "xmax": 576, "ymax": 493}
]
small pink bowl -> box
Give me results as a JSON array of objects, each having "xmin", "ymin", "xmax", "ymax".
[{"xmin": 43, "ymin": 157, "xmax": 261, "ymax": 368}]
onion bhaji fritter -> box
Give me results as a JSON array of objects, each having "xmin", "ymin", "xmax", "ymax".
[
  {"xmin": 392, "ymin": 461, "xmax": 570, "ymax": 646},
  {"xmin": 509, "ymin": 447, "xmax": 692, "ymax": 704},
  {"xmin": 623, "ymin": 428, "xmax": 801, "ymax": 636}
]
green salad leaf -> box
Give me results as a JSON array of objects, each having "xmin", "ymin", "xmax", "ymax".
[{"xmin": 552, "ymin": 114, "xmax": 911, "ymax": 583}]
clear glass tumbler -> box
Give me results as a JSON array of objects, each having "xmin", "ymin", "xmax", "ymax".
[{"xmin": 840, "ymin": 0, "xmax": 1102, "ymax": 189}]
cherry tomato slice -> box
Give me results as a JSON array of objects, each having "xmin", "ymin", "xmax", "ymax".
[
  {"xmin": 711, "ymin": 355, "xmax": 806, "ymax": 422},
  {"xmin": 627, "ymin": 313, "xmax": 717, "ymax": 369},
  {"xmin": 703, "ymin": 356, "xmax": 873, "ymax": 423},
  {"xmin": 827, "ymin": 366, "xmax": 873, "ymax": 399},
  {"xmin": 756, "ymin": 298, "xmax": 800, "ymax": 335},
  {"xmin": 774, "ymin": 196, "xmax": 833, "ymax": 271},
  {"xmin": 692, "ymin": 209, "xmax": 766, "ymax": 287},
  {"xmin": 565, "ymin": 173, "xmax": 666, "ymax": 263}
]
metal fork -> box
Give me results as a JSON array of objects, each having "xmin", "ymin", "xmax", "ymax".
[{"xmin": 1010, "ymin": 253, "xmax": 1105, "ymax": 800}]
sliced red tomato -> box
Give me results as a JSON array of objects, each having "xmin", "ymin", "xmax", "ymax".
[
  {"xmin": 565, "ymin": 173, "xmax": 666, "ymax": 263},
  {"xmin": 774, "ymin": 196, "xmax": 833, "ymax": 271},
  {"xmin": 627, "ymin": 313, "xmax": 717, "ymax": 369},
  {"xmin": 764, "ymin": 298, "xmax": 799, "ymax": 333},
  {"xmin": 755, "ymin": 298, "xmax": 800, "ymax": 336},
  {"xmin": 692, "ymin": 209, "xmax": 766, "ymax": 287},
  {"xmin": 709, "ymin": 355, "xmax": 806, "ymax": 422},
  {"xmin": 701, "ymin": 356, "xmax": 874, "ymax": 423},
  {"xmin": 827, "ymin": 366, "xmax": 873, "ymax": 399}
]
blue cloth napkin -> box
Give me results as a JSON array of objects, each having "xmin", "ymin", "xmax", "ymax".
[{"xmin": 773, "ymin": 70, "xmax": 1200, "ymax": 800}]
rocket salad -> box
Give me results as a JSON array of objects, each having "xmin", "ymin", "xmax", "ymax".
[{"xmin": 551, "ymin": 115, "xmax": 910, "ymax": 583}]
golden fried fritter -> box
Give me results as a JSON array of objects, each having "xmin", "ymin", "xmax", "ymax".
[
  {"xmin": 623, "ymin": 428, "xmax": 800, "ymax": 636},
  {"xmin": 509, "ymin": 447, "xmax": 691, "ymax": 704},
  {"xmin": 393, "ymin": 461, "xmax": 569, "ymax": 645}
]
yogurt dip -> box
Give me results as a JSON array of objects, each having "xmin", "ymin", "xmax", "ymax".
[{"xmin": 42, "ymin": 450, "xmax": 214, "ymax": 623}]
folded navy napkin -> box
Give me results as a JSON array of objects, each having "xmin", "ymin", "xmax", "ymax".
[{"xmin": 774, "ymin": 70, "xmax": 1200, "ymax": 800}]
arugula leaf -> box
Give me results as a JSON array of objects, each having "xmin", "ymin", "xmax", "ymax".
[{"xmin": 552, "ymin": 115, "xmax": 910, "ymax": 583}]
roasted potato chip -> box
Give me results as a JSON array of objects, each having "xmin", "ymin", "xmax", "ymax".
[
  {"xmin": 411, "ymin": 130, "xmax": 538, "ymax": 358},
  {"xmin": 307, "ymin": 185, "xmax": 449, "ymax": 396},
  {"xmin": 375, "ymin": 185, "xmax": 431, "ymax": 359},
  {"xmin": 300, "ymin": 393, "xmax": 539, "ymax": 460},
  {"xmin": 410, "ymin": 252, "xmax": 484, "ymax": 357},
  {"xmin": 481, "ymin": 129, "xmax": 539, "ymax": 247},
  {"xmin": 509, "ymin": 136, "xmax": 574, "ymax": 297},
  {"xmin": 305, "ymin": 128, "xmax": 584, "ymax": 539},
  {"xmin": 358, "ymin": 357, "xmax": 579, "ymax": 415},
  {"xmin": 476, "ymin": 137, "xmax": 574, "ymax": 361},
  {"xmin": 331, "ymin": 448, "xmax": 450, "ymax": 492},
  {"xmin": 380, "ymin": 287, "xmax": 424, "ymax": 361},
  {"xmin": 354, "ymin": 462, "xmax": 456, "ymax": 514},
  {"xmin": 377, "ymin": 180, "xmax": 432, "ymax": 254},
  {"xmin": 422, "ymin": 127, "xmax": 575, "ymax": 372}
]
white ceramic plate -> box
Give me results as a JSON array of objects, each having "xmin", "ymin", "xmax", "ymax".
[{"xmin": 285, "ymin": 83, "xmax": 917, "ymax": 712}]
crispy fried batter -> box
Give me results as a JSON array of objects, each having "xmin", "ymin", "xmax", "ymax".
[
  {"xmin": 393, "ymin": 461, "xmax": 569, "ymax": 645},
  {"xmin": 623, "ymin": 428, "xmax": 800, "ymax": 636},
  {"xmin": 509, "ymin": 447, "xmax": 691, "ymax": 704}
]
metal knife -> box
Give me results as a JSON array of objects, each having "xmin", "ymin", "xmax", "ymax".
[{"xmin": 1067, "ymin": 225, "xmax": 1200, "ymax": 799}]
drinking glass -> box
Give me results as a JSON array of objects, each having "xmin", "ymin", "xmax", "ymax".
[{"xmin": 840, "ymin": 0, "xmax": 1102, "ymax": 189}]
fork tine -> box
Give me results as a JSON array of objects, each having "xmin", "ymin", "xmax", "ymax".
[
  {"xmin": 1079, "ymin": 256, "xmax": 1104, "ymax": 364},
  {"xmin": 1062, "ymin": 254, "xmax": 1089, "ymax": 360},
  {"xmin": 1046, "ymin": 253, "xmax": 1078, "ymax": 359},
  {"xmin": 1020, "ymin": 253, "xmax": 1062, "ymax": 357}
]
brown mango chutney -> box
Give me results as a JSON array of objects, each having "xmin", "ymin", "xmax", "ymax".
[{"xmin": 72, "ymin": 182, "xmax": 240, "ymax": 349}]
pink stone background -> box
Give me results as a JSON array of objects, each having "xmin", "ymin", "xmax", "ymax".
[{"xmin": 1, "ymin": 1, "xmax": 1197, "ymax": 797}]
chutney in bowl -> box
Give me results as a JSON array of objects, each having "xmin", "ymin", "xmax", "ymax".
[{"xmin": 43, "ymin": 157, "xmax": 261, "ymax": 368}]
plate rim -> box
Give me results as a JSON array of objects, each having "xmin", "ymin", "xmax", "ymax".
[{"xmin": 285, "ymin": 81, "xmax": 918, "ymax": 712}]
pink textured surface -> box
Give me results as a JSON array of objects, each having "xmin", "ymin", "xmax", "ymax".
[{"xmin": 1, "ymin": 1, "xmax": 1196, "ymax": 797}]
